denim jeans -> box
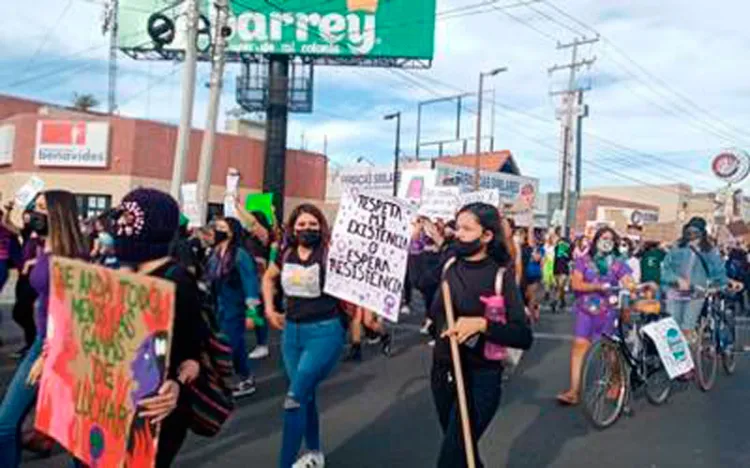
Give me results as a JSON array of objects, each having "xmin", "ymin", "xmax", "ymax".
[
  {"xmin": 218, "ymin": 304, "xmax": 253, "ymax": 380},
  {"xmin": 0, "ymin": 337, "xmax": 43, "ymax": 468},
  {"xmin": 279, "ymin": 318, "xmax": 345, "ymax": 468},
  {"xmin": 431, "ymin": 363, "xmax": 503, "ymax": 468}
]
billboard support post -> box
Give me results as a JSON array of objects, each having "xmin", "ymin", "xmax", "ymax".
[
  {"xmin": 169, "ymin": 0, "xmax": 198, "ymax": 202},
  {"xmin": 196, "ymin": 0, "xmax": 229, "ymax": 225},
  {"xmin": 263, "ymin": 55, "xmax": 290, "ymax": 222}
]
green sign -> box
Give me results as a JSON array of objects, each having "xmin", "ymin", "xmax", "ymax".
[
  {"xmin": 119, "ymin": 0, "xmax": 436, "ymax": 59},
  {"xmin": 245, "ymin": 193, "xmax": 275, "ymax": 226}
]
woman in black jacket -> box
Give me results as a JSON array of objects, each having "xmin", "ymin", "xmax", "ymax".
[{"xmin": 431, "ymin": 202, "xmax": 533, "ymax": 468}]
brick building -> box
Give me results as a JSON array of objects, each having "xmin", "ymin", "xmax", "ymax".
[{"xmin": 0, "ymin": 94, "xmax": 327, "ymax": 221}]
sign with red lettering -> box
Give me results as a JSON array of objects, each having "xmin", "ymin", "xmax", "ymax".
[
  {"xmin": 34, "ymin": 121, "xmax": 110, "ymax": 168},
  {"xmin": 35, "ymin": 257, "xmax": 175, "ymax": 467}
]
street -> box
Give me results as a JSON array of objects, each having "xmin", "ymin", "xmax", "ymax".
[{"xmin": 2, "ymin": 295, "xmax": 748, "ymax": 468}]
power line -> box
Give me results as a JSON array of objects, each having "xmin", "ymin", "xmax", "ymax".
[
  {"xmin": 18, "ymin": 0, "xmax": 75, "ymax": 78},
  {"xmin": 538, "ymin": 0, "xmax": 750, "ymax": 146},
  {"xmin": 491, "ymin": 2, "xmax": 559, "ymax": 42}
]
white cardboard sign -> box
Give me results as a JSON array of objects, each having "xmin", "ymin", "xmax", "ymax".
[
  {"xmin": 180, "ymin": 183, "xmax": 201, "ymax": 228},
  {"xmin": 15, "ymin": 176, "xmax": 45, "ymax": 208},
  {"xmin": 458, "ymin": 189, "xmax": 500, "ymax": 209},
  {"xmin": 641, "ymin": 317, "xmax": 695, "ymax": 379},
  {"xmin": 324, "ymin": 189, "xmax": 414, "ymax": 323},
  {"xmin": 418, "ymin": 186, "xmax": 460, "ymax": 221}
]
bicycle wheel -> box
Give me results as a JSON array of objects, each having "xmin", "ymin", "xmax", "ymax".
[
  {"xmin": 643, "ymin": 344, "xmax": 671, "ymax": 405},
  {"xmin": 695, "ymin": 318, "xmax": 718, "ymax": 392},
  {"xmin": 581, "ymin": 339, "xmax": 629, "ymax": 429},
  {"xmin": 721, "ymin": 303, "xmax": 737, "ymax": 375}
]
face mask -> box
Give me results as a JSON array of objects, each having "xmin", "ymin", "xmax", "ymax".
[
  {"xmin": 297, "ymin": 229, "xmax": 322, "ymax": 247},
  {"xmin": 28, "ymin": 212, "xmax": 48, "ymax": 236},
  {"xmin": 454, "ymin": 238, "xmax": 483, "ymax": 258},
  {"xmin": 597, "ymin": 238, "xmax": 614, "ymax": 254},
  {"xmin": 214, "ymin": 231, "xmax": 229, "ymax": 244},
  {"xmin": 619, "ymin": 245, "xmax": 630, "ymax": 256}
]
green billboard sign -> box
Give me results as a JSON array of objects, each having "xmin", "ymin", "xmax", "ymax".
[{"xmin": 119, "ymin": 0, "xmax": 436, "ymax": 60}]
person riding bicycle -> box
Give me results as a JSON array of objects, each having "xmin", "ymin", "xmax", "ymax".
[
  {"xmin": 557, "ymin": 226, "xmax": 635, "ymax": 406},
  {"xmin": 661, "ymin": 217, "xmax": 727, "ymax": 342}
]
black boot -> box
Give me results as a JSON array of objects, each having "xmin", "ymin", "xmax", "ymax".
[
  {"xmin": 381, "ymin": 333, "xmax": 392, "ymax": 357},
  {"xmin": 344, "ymin": 343, "xmax": 362, "ymax": 362}
]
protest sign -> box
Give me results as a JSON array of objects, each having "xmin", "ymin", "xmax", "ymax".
[
  {"xmin": 457, "ymin": 189, "xmax": 500, "ymax": 209},
  {"xmin": 35, "ymin": 257, "xmax": 175, "ymax": 467},
  {"xmin": 245, "ymin": 192, "xmax": 275, "ymax": 226},
  {"xmin": 418, "ymin": 186, "xmax": 460, "ymax": 221},
  {"xmin": 325, "ymin": 189, "xmax": 414, "ymax": 322},
  {"xmin": 224, "ymin": 168, "xmax": 240, "ymax": 217},
  {"xmin": 180, "ymin": 183, "xmax": 201, "ymax": 228},
  {"xmin": 642, "ymin": 317, "xmax": 695, "ymax": 379},
  {"xmin": 15, "ymin": 176, "xmax": 44, "ymax": 208},
  {"xmin": 397, "ymin": 168, "xmax": 436, "ymax": 205}
]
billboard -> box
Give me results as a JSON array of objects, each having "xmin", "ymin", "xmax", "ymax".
[
  {"xmin": 327, "ymin": 166, "xmax": 397, "ymax": 200},
  {"xmin": 434, "ymin": 162, "xmax": 539, "ymax": 206},
  {"xmin": 119, "ymin": 0, "xmax": 436, "ymax": 60},
  {"xmin": 35, "ymin": 121, "xmax": 110, "ymax": 168},
  {"xmin": 0, "ymin": 124, "xmax": 14, "ymax": 165}
]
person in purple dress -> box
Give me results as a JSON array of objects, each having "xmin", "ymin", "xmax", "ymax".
[
  {"xmin": 0, "ymin": 190, "xmax": 88, "ymax": 468},
  {"xmin": 557, "ymin": 227, "xmax": 635, "ymax": 406}
]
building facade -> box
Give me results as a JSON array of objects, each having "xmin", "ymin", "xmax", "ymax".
[{"xmin": 0, "ymin": 95, "xmax": 327, "ymax": 221}]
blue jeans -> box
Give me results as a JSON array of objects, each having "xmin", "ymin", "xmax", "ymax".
[
  {"xmin": 218, "ymin": 304, "xmax": 253, "ymax": 380},
  {"xmin": 0, "ymin": 337, "xmax": 43, "ymax": 468},
  {"xmin": 279, "ymin": 318, "xmax": 345, "ymax": 468},
  {"xmin": 431, "ymin": 363, "xmax": 503, "ymax": 468},
  {"xmin": 255, "ymin": 320, "xmax": 269, "ymax": 347}
]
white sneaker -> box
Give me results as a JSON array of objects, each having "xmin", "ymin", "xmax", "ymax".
[
  {"xmin": 292, "ymin": 451, "xmax": 325, "ymax": 468},
  {"xmin": 400, "ymin": 305, "xmax": 411, "ymax": 315},
  {"xmin": 248, "ymin": 345, "xmax": 270, "ymax": 360},
  {"xmin": 232, "ymin": 378, "xmax": 257, "ymax": 398},
  {"xmin": 427, "ymin": 339, "xmax": 436, "ymax": 347},
  {"xmin": 420, "ymin": 320, "xmax": 432, "ymax": 336}
]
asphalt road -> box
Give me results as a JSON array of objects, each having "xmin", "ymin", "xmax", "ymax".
[{"xmin": 2, "ymin": 301, "xmax": 750, "ymax": 467}]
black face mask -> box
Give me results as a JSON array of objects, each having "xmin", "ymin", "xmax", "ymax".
[
  {"xmin": 214, "ymin": 231, "xmax": 229, "ymax": 245},
  {"xmin": 454, "ymin": 238, "xmax": 483, "ymax": 258},
  {"xmin": 297, "ymin": 229, "xmax": 322, "ymax": 247},
  {"xmin": 28, "ymin": 212, "xmax": 48, "ymax": 236}
]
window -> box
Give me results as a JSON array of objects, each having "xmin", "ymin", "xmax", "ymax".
[
  {"xmin": 76, "ymin": 194, "xmax": 112, "ymax": 219},
  {"xmin": 207, "ymin": 203, "xmax": 223, "ymax": 223}
]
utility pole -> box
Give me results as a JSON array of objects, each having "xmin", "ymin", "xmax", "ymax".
[
  {"xmin": 196, "ymin": 0, "xmax": 229, "ymax": 225},
  {"xmin": 474, "ymin": 67, "xmax": 508, "ymax": 190},
  {"xmin": 170, "ymin": 0, "xmax": 199, "ymax": 201},
  {"xmin": 549, "ymin": 37, "xmax": 597, "ymax": 236},
  {"xmin": 105, "ymin": 0, "xmax": 119, "ymax": 114},
  {"xmin": 574, "ymin": 90, "xmax": 589, "ymax": 194},
  {"xmin": 385, "ymin": 112, "xmax": 402, "ymax": 197}
]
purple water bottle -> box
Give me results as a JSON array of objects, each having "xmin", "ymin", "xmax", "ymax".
[{"xmin": 481, "ymin": 295, "xmax": 508, "ymax": 361}]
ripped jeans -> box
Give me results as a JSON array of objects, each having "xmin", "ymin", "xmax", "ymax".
[{"xmin": 280, "ymin": 318, "xmax": 345, "ymax": 468}]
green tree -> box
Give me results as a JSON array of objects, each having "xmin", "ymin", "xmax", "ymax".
[{"xmin": 71, "ymin": 93, "xmax": 100, "ymax": 112}]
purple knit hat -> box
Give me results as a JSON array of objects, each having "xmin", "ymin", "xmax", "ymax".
[{"xmin": 114, "ymin": 188, "xmax": 179, "ymax": 264}]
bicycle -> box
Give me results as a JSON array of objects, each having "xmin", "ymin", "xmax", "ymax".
[
  {"xmin": 580, "ymin": 283, "xmax": 673, "ymax": 430},
  {"xmin": 692, "ymin": 284, "xmax": 739, "ymax": 392}
]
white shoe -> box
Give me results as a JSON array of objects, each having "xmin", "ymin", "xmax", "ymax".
[
  {"xmin": 232, "ymin": 378, "xmax": 257, "ymax": 398},
  {"xmin": 420, "ymin": 320, "xmax": 432, "ymax": 336},
  {"xmin": 248, "ymin": 345, "xmax": 270, "ymax": 360},
  {"xmin": 427, "ymin": 339, "xmax": 436, "ymax": 347},
  {"xmin": 400, "ymin": 305, "xmax": 411, "ymax": 315},
  {"xmin": 292, "ymin": 451, "xmax": 325, "ymax": 468}
]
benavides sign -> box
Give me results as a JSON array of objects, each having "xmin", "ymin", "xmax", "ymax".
[{"xmin": 119, "ymin": 0, "xmax": 436, "ymax": 59}]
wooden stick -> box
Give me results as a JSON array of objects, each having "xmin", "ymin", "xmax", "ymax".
[{"xmin": 441, "ymin": 279, "xmax": 477, "ymax": 468}]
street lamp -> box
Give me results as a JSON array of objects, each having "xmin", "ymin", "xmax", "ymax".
[
  {"xmin": 474, "ymin": 66, "xmax": 508, "ymax": 190},
  {"xmin": 356, "ymin": 156, "xmax": 375, "ymax": 167},
  {"xmin": 384, "ymin": 112, "xmax": 401, "ymax": 197}
]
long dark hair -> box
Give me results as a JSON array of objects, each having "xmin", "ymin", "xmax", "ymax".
[
  {"xmin": 285, "ymin": 203, "xmax": 330, "ymax": 248},
  {"xmin": 589, "ymin": 227, "xmax": 620, "ymax": 258},
  {"xmin": 213, "ymin": 216, "xmax": 245, "ymax": 279},
  {"xmin": 457, "ymin": 202, "xmax": 511, "ymax": 267},
  {"xmin": 677, "ymin": 225, "xmax": 713, "ymax": 252},
  {"xmin": 42, "ymin": 190, "xmax": 87, "ymax": 258}
]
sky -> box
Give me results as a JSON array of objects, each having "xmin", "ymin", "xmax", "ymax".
[{"xmin": 1, "ymin": 0, "xmax": 749, "ymax": 194}]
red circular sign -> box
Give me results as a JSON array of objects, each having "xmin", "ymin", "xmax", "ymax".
[{"xmin": 712, "ymin": 149, "xmax": 750, "ymax": 183}]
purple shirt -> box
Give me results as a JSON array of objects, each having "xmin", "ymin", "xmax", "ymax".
[
  {"xmin": 572, "ymin": 255, "xmax": 632, "ymax": 316},
  {"xmin": 0, "ymin": 226, "xmax": 12, "ymax": 261},
  {"xmin": 30, "ymin": 251, "xmax": 50, "ymax": 337},
  {"xmin": 21, "ymin": 235, "xmax": 41, "ymax": 265}
]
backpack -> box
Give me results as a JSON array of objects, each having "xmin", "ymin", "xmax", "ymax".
[{"xmin": 165, "ymin": 265, "xmax": 235, "ymax": 437}]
